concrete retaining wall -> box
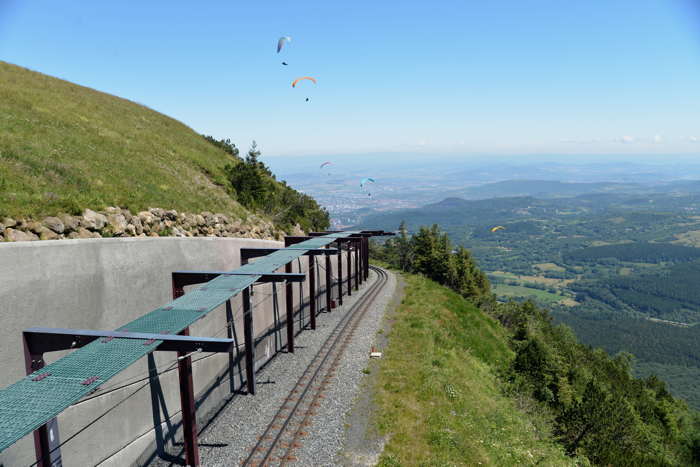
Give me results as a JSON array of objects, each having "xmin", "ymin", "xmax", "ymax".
[{"xmin": 0, "ymin": 237, "xmax": 346, "ymax": 466}]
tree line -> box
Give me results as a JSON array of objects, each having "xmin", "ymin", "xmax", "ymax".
[
  {"xmin": 202, "ymin": 136, "xmax": 329, "ymax": 233},
  {"xmin": 372, "ymin": 222, "xmax": 700, "ymax": 465},
  {"xmin": 572, "ymin": 260, "xmax": 700, "ymax": 320},
  {"xmin": 565, "ymin": 242, "xmax": 700, "ymax": 263},
  {"xmin": 371, "ymin": 222, "xmax": 491, "ymax": 302}
]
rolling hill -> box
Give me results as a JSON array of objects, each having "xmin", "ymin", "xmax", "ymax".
[{"xmin": 0, "ymin": 61, "xmax": 248, "ymax": 220}]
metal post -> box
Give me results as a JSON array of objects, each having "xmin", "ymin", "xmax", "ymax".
[
  {"xmin": 325, "ymin": 247, "xmax": 332, "ymax": 312},
  {"xmin": 272, "ymin": 282, "xmax": 282, "ymax": 350},
  {"xmin": 177, "ymin": 326, "xmax": 200, "ymax": 467},
  {"xmin": 347, "ymin": 243, "xmax": 352, "ymax": 296},
  {"xmin": 336, "ymin": 241, "xmax": 343, "ymax": 306},
  {"xmin": 309, "ymin": 255, "xmax": 316, "ymax": 330},
  {"xmin": 242, "ymin": 286, "xmax": 255, "ymax": 395},
  {"xmin": 363, "ymin": 237, "xmax": 370, "ymax": 280},
  {"xmin": 357, "ymin": 238, "xmax": 363, "ymax": 286},
  {"xmin": 23, "ymin": 337, "xmax": 53, "ymax": 467},
  {"xmin": 285, "ymin": 262, "xmax": 295, "ymax": 352},
  {"xmin": 355, "ymin": 240, "xmax": 360, "ymax": 290},
  {"xmin": 225, "ymin": 300, "xmax": 242, "ymax": 393},
  {"xmin": 172, "ymin": 278, "xmax": 185, "ymax": 299},
  {"xmin": 297, "ymin": 259, "xmax": 304, "ymax": 328}
]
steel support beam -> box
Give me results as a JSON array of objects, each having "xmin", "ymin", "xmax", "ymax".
[
  {"xmin": 309, "ymin": 255, "xmax": 316, "ymax": 329},
  {"xmin": 172, "ymin": 271, "xmax": 305, "ymax": 288},
  {"xmin": 363, "ymin": 237, "xmax": 370, "ymax": 280},
  {"xmin": 285, "ymin": 261, "xmax": 294, "ymax": 353},
  {"xmin": 225, "ymin": 300, "xmax": 240, "ymax": 393},
  {"xmin": 177, "ymin": 326, "xmax": 199, "ymax": 467},
  {"xmin": 242, "ymin": 286, "xmax": 255, "ymax": 395},
  {"xmin": 23, "ymin": 335, "xmax": 56, "ymax": 467},
  {"xmin": 355, "ymin": 240, "xmax": 360, "ymax": 289},
  {"xmin": 325, "ymin": 245, "xmax": 333, "ymax": 312},
  {"xmin": 281, "ymin": 237, "xmax": 330, "ymax": 344},
  {"xmin": 22, "ymin": 328, "xmax": 234, "ymax": 354},
  {"xmin": 241, "ymin": 247, "xmax": 337, "ymax": 263},
  {"xmin": 337, "ymin": 240, "xmax": 343, "ymax": 305},
  {"xmin": 357, "ymin": 238, "xmax": 363, "ymax": 286},
  {"xmin": 346, "ymin": 242, "xmax": 352, "ymax": 297}
]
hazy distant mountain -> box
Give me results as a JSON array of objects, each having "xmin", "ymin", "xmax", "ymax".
[{"xmin": 456, "ymin": 180, "xmax": 642, "ymax": 199}]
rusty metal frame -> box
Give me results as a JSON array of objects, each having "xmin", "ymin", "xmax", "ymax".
[{"xmin": 8, "ymin": 231, "xmax": 394, "ymax": 467}]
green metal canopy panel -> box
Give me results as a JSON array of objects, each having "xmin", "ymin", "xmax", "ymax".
[{"xmin": 0, "ymin": 233, "xmax": 352, "ymax": 452}]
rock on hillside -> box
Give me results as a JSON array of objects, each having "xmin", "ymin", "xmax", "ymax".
[{"xmin": 1, "ymin": 207, "xmax": 304, "ymax": 242}]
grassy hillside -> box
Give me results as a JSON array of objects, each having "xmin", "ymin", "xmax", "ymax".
[
  {"xmin": 374, "ymin": 273, "xmax": 579, "ymax": 466},
  {"xmin": 373, "ymin": 271, "xmax": 700, "ymax": 466},
  {"xmin": 0, "ymin": 61, "xmax": 245, "ymax": 219}
]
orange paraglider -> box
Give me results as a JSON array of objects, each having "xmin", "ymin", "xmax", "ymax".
[{"xmin": 291, "ymin": 77, "xmax": 317, "ymax": 87}]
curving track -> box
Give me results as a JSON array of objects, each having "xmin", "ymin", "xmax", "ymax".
[{"xmin": 242, "ymin": 266, "xmax": 388, "ymax": 466}]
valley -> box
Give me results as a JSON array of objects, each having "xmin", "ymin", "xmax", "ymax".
[{"xmin": 357, "ymin": 183, "xmax": 700, "ymax": 408}]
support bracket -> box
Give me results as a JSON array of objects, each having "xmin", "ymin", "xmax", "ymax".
[{"xmin": 23, "ymin": 327, "xmax": 234, "ymax": 355}]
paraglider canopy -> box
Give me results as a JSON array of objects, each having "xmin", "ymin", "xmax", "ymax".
[
  {"xmin": 292, "ymin": 76, "xmax": 317, "ymax": 87},
  {"xmin": 360, "ymin": 177, "xmax": 376, "ymax": 188},
  {"xmin": 277, "ymin": 36, "xmax": 291, "ymax": 53},
  {"xmin": 320, "ymin": 161, "xmax": 332, "ymax": 169},
  {"xmin": 490, "ymin": 226, "xmax": 505, "ymax": 232}
]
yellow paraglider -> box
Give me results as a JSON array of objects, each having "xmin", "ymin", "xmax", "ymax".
[{"xmin": 490, "ymin": 226, "xmax": 505, "ymax": 232}]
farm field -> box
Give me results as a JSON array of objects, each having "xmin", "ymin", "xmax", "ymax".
[{"xmin": 359, "ymin": 186, "xmax": 700, "ymax": 408}]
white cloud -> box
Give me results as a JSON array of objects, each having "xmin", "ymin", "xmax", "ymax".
[
  {"xmin": 560, "ymin": 138, "xmax": 600, "ymax": 144},
  {"xmin": 689, "ymin": 136, "xmax": 698, "ymax": 143},
  {"xmin": 618, "ymin": 135, "xmax": 635, "ymax": 144},
  {"xmin": 653, "ymin": 134, "xmax": 663, "ymax": 144}
]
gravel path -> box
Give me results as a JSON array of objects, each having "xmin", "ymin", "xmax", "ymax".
[
  {"xmin": 292, "ymin": 269, "xmax": 396, "ymax": 467},
  {"xmin": 151, "ymin": 267, "xmax": 396, "ymax": 466}
]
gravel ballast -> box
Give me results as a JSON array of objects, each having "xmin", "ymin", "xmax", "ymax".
[{"xmin": 151, "ymin": 267, "xmax": 397, "ymax": 466}]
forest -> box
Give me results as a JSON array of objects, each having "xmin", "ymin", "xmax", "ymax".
[
  {"xmin": 371, "ymin": 225, "xmax": 700, "ymax": 465},
  {"xmin": 565, "ymin": 242, "xmax": 700, "ymax": 263},
  {"xmin": 359, "ymin": 190, "xmax": 700, "ymax": 410},
  {"xmin": 572, "ymin": 261, "xmax": 700, "ymax": 322}
]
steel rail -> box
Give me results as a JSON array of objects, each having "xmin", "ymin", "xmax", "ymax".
[{"xmin": 241, "ymin": 266, "xmax": 388, "ymax": 466}]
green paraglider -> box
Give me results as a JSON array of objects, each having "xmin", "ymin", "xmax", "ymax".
[
  {"xmin": 360, "ymin": 177, "xmax": 375, "ymax": 188},
  {"xmin": 360, "ymin": 177, "xmax": 376, "ymax": 197}
]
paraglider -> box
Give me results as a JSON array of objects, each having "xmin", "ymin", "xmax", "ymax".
[
  {"xmin": 292, "ymin": 77, "xmax": 316, "ymax": 102},
  {"xmin": 292, "ymin": 76, "xmax": 317, "ymax": 87},
  {"xmin": 277, "ymin": 36, "xmax": 291, "ymax": 53},
  {"xmin": 282, "ymin": 62, "xmax": 288, "ymax": 66},
  {"xmin": 490, "ymin": 226, "xmax": 505, "ymax": 232},
  {"xmin": 319, "ymin": 161, "xmax": 332, "ymax": 175},
  {"xmin": 360, "ymin": 177, "xmax": 376, "ymax": 197},
  {"xmin": 360, "ymin": 177, "xmax": 375, "ymax": 188}
]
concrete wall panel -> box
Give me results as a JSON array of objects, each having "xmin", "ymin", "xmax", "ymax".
[{"xmin": 0, "ymin": 237, "xmax": 350, "ymax": 466}]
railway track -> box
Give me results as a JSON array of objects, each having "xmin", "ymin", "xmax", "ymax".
[{"xmin": 241, "ymin": 266, "xmax": 388, "ymax": 467}]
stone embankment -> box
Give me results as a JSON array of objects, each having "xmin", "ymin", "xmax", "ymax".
[{"xmin": 1, "ymin": 207, "xmax": 301, "ymax": 242}]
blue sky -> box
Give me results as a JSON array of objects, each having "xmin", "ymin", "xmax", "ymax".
[{"xmin": 1, "ymin": 1, "xmax": 699, "ymax": 156}]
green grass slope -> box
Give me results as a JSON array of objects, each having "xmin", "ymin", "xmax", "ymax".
[
  {"xmin": 0, "ymin": 61, "xmax": 245, "ymax": 219},
  {"xmin": 374, "ymin": 273, "xmax": 579, "ymax": 466}
]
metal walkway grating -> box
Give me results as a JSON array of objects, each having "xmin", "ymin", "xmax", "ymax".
[{"xmin": 0, "ymin": 233, "xmax": 355, "ymax": 453}]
